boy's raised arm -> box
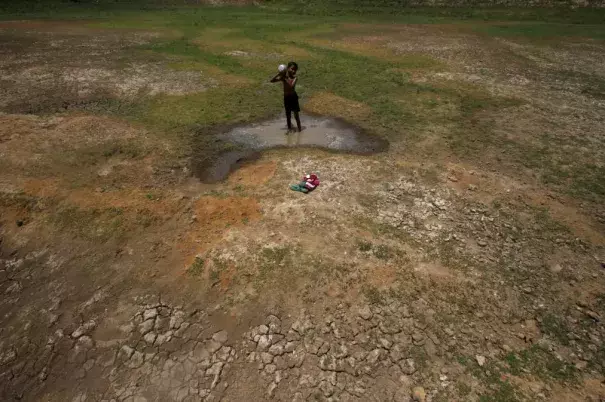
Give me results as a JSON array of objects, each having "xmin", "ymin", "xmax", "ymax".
[{"xmin": 270, "ymin": 73, "xmax": 283, "ymax": 83}]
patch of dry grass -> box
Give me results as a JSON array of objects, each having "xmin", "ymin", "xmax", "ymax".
[{"xmin": 303, "ymin": 91, "xmax": 372, "ymax": 121}]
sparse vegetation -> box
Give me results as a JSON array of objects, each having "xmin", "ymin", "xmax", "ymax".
[
  {"xmin": 1, "ymin": 2, "xmax": 604, "ymax": 401},
  {"xmin": 186, "ymin": 256, "xmax": 205, "ymax": 277}
]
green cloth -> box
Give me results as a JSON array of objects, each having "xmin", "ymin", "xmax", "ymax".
[{"xmin": 290, "ymin": 183, "xmax": 309, "ymax": 193}]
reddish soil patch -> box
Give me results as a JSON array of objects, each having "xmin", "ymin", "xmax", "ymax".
[
  {"xmin": 179, "ymin": 196, "xmax": 262, "ymax": 267},
  {"xmin": 227, "ymin": 160, "xmax": 277, "ymax": 186},
  {"xmin": 550, "ymin": 377, "xmax": 605, "ymax": 401},
  {"xmin": 21, "ymin": 178, "xmax": 179, "ymax": 217},
  {"xmin": 414, "ymin": 261, "xmax": 456, "ymax": 281},
  {"xmin": 21, "ymin": 178, "xmax": 61, "ymax": 198},
  {"xmin": 367, "ymin": 264, "xmax": 397, "ymax": 289},
  {"xmin": 218, "ymin": 262, "xmax": 237, "ymax": 292}
]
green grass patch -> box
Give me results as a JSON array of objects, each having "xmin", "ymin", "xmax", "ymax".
[
  {"xmin": 456, "ymin": 381, "xmax": 472, "ymax": 397},
  {"xmin": 259, "ymin": 245, "xmax": 294, "ymax": 277},
  {"xmin": 478, "ymin": 380, "xmax": 518, "ymax": 402},
  {"xmin": 363, "ymin": 285, "xmax": 385, "ymax": 305},
  {"xmin": 186, "ymin": 256, "xmax": 205, "ymax": 277},
  {"xmin": 459, "ymin": 343, "xmax": 578, "ymax": 401},
  {"xmin": 373, "ymin": 244, "xmax": 393, "ymax": 260},
  {"xmin": 144, "ymin": 37, "xmax": 244, "ymax": 72},
  {"xmin": 1, "ymin": 2, "xmax": 603, "ymax": 209},
  {"xmin": 511, "ymin": 346, "xmax": 578, "ymax": 381},
  {"xmin": 50, "ymin": 205, "xmax": 127, "ymax": 241},
  {"xmin": 139, "ymin": 86, "xmax": 279, "ymax": 130},
  {"xmin": 357, "ymin": 240, "xmax": 372, "ymax": 252}
]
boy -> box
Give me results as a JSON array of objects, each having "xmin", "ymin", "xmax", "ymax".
[{"xmin": 270, "ymin": 61, "xmax": 301, "ymax": 133}]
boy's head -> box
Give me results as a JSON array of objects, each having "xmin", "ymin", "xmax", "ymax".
[{"xmin": 287, "ymin": 61, "xmax": 298, "ymax": 76}]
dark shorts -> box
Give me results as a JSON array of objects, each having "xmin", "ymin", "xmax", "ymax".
[{"xmin": 284, "ymin": 93, "xmax": 300, "ymax": 113}]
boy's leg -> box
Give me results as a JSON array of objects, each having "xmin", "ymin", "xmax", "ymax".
[
  {"xmin": 294, "ymin": 112, "xmax": 302, "ymax": 132},
  {"xmin": 286, "ymin": 109, "xmax": 293, "ymax": 131}
]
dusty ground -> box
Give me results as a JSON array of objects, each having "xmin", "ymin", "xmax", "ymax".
[{"xmin": 1, "ymin": 15, "xmax": 605, "ymax": 402}]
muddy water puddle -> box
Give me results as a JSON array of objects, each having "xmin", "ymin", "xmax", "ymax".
[{"xmin": 193, "ymin": 116, "xmax": 388, "ymax": 183}]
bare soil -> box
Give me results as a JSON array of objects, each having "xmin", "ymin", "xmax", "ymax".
[{"xmin": 1, "ymin": 17, "xmax": 604, "ymax": 402}]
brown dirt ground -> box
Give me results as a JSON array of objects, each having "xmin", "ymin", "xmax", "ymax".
[{"xmin": 1, "ymin": 18, "xmax": 605, "ymax": 402}]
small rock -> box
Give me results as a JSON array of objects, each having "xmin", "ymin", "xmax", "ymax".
[
  {"xmin": 366, "ymin": 349, "xmax": 382, "ymax": 365},
  {"xmin": 575, "ymin": 361, "xmax": 588, "ymax": 370},
  {"xmin": 170, "ymin": 312, "xmax": 185, "ymax": 329},
  {"xmin": 284, "ymin": 342, "xmax": 296, "ymax": 353},
  {"xmin": 447, "ymin": 175, "xmax": 458, "ymax": 183},
  {"xmin": 258, "ymin": 325, "xmax": 269, "ymax": 335},
  {"xmin": 476, "ymin": 355, "xmax": 486, "ymax": 367},
  {"xmin": 477, "ymin": 240, "xmax": 487, "ymax": 247},
  {"xmin": 267, "ymin": 381, "xmax": 277, "ymax": 397},
  {"xmin": 468, "ymin": 184, "xmax": 478, "ymax": 191},
  {"xmin": 400, "ymin": 358, "xmax": 417, "ymax": 375},
  {"xmin": 350, "ymin": 380, "xmax": 366, "ymax": 397},
  {"xmin": 317, "ymin": 342, "xmax": 330, "ymax": 356},
  {"xmin": 274, "ymin": 370, "xmax": 283, "ymax": 384},
  {"xmin": 358, "ymin": 305, "xmax": 373, "ymax": 320},
  {"xmin": 48, "ymin": 314, "xmax": 59, "ymax": 327},
  {"xmin": 412, "ymin": 332, "xmax": 425, "ymax": 345},
  {"xmin": 261, "ymin": 352, "xmax": 274, "ymax": 364},
  {"xmin": 38, "ymin": 367, "xmax": 48, "ymax": 381},
  {"xmin": 77, "ymin": 335, "xmax": 94, "ymax": 349},
  {"xmin": 144, "ymin": 332, "xmax": 157, "ymax": 344},
  {"xmin": 155, "ymin": 333, "xmax": 171, "ymax": 346},
  {"xmin": 333, "ymin": 344, "xmax": 349, "ymax": 359},
  {"xmin": 257, "ymin": 335, "xmax": 272, "ymax": 351},
  {"xmin": 269, "ymin": 344, "xmax": 284, "ymax": 356},
  {"xmin": 212, "ymin": 330, "xmax": 228, "ymax": 344},
  {"xmin": 206, "ymin": 362, "xmax": 224, "ymax": 376},
  {"xmin": 412, "ymin": 386, "xmax": 426, "ymax": 402},
  {"xmin": 139, "ymin": 319, "xmax": 154, "ymax": 335},
  {"xmin": 143, "ymin": 308, "xmax": 158, "ymax": 321},
  {"xmin": 127, "ymin": 351, "xmax": 144, "ymax": 368},
  {"xmin": 246, "ymin": 352, "xmax": 257, "ymax": 363},
  {"xmin": 584, "ymin": 310, "xmax": 601, "ymax": 322},
  {"xmin": 216, "ymin": 346, "xmax": 232, "ymax": 362},
  {"xmin": 119, "ymin": 345, "xmax": 135, "ymax": 360},
  {"xmin": 207, "ymin": 340, "xmax": 222, "ymax": 354},
  {"xmin": 71, "ymin": 320, "xmax": 96, "ymax": 338},
  {"xmin": 320, "ymin": 380, "xmax": 335, "ymax": 397},
  {"xmin": 267, "ymin": 315, "xmax": 281, "ymax": 333},
  {"xmin": 379, "ymin": 338, "xmax": 392, "ymax": 350},
  {"xmin": 265, "ymin": 364, "xmax": 277, "ymax": 374},
  {"xmin": 389, "ymin": 345, "xmax": 405, "ymax": 362}
]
